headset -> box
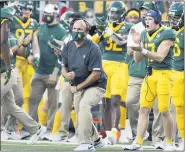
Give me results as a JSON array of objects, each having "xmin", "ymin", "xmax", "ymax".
[
  {"xmin": 70, "ymin": 18, "xmax": 91, "ymax": 33},
  {"xmin": 147, "ymin": 9, "xmax": 162, "ymax": 25}
]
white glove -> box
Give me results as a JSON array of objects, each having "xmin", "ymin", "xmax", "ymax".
[{"xmin": 105, "ymin": 28, "xmax": 114, "ymax": 36}]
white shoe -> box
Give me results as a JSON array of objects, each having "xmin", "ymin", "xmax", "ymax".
[
  {"xmin": 1, "ymin": 131, "xmax": 10, "ymax": 140},
  {"xmin": 104, "ymin": 136, "xmax": 116, "ymax": 145},
  {"xmin": 122, "ymin": 143, "xmax": 143, "ymax": 151},
  {"xmin": 73, "ymin": 143, "xmax": 95, "ymax": 151},
  {"xmin": 143, "ymin": 131, "xmax": 149, "ymax": 141},
  {"xmin": 164, "ymin": 143, "xmax": 176, "ymax": 151},
  {"xmin": 94, "ymin": 138, "xmax": 105, "ymax": 148},
  {"xmin": 7, "ymin": 131, "xmax": 22, "ymax": 140},
  {"xmin": 40, "ymin": 130, "xmax": 50, "ymax": 140},
  {"xmin": 154, "ymin": 140, "xmax": 165, "ymax": 150},
  {"xmin": 27, "ymin": 125, "xmax": 47, "ymax": 144},
  {"xmin": 67, "ymin": 135, "xmax": 79, "ymax": 143},
  {"xmin": 119, "ymin": 129, "xmax": 129, "ymax": 143},
  {"xmin": 105, "ymin": 130, "xmax": 116, "ymax": 145},
  {"xmin": 50, "ymin": 132, "xmax": 67, "ymax": 142},
  {"xmin": 176, "ymin": 140, "xmax": 184, "ymax": 151}
]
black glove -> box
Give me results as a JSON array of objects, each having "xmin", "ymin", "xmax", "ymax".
[
  {"xmin": 4, "ymin": 67, "xmax": 12, "ymax": 85},
  {"xmin": 96, "ymin": 16, "xmax": 107, "ymax": 35}
]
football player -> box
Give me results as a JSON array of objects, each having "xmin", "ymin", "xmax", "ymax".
[
  {"xmin": 123, "ymin": 9, "xmax": 176, "ymax": 151},
  {"xmin": 168, "ymin": 2, "xmax": 184, "ymax": 150},
  {"xmin": 1, "ymin": 1, "xmax": 13, "ymax": 84},
  {"xmin": 10, "ymin": 1, "xmax": 39, "ymax": 113},
  {"xmin": 92, "ymin": 1, "xmax": 133, "ymax": 144}
]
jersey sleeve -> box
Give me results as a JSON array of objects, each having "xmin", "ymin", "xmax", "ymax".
[{"xmin": 162, "ymin": 28, "xmax": 176, "ymax": 42}]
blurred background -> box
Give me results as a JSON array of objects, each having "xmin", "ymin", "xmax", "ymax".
[{"xmin": 31, "ymin": 0, "xmax": 184, "ymax": 24}]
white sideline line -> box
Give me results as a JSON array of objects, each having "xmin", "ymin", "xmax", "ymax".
[{"xmin": 2, "ymin": 140, "xmax": 155, "ymax": 149}]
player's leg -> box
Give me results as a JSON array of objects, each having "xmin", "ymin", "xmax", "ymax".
[
  {"xmin": 119, "ymin": 63, "xmax": 129, "ymax": 143},
  {"xmin": 171, "ymin": 71, "xmax": 184, "ymax": 150},
  {"xmin": 157, "ymin": 70, "xmax": 174, "ymax": 150},
  {"xmin": 102, "ymin": 61, "xmax": 114, "ymax": 143},
  {"xmin": 152, "ymin": 99, "xmax": 165, "ymax": 149},
  {"xmin": 4, "ymin": 69, "xmax": 24, "ymax": 139},
  {"xmin": 111, "ymin": 62, "xmax": 125, "ymax": 141},
  {"xmin": 123, "ymin": 73, "xmax": 157, "ymax": 150}
]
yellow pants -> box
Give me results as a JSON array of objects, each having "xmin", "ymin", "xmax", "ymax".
[
  {"xmin": 171, "ymin": 71, "xmax": 184, "ymax": 138},
  {"xmin": 140, "ymin": 70, "xmax": 172, "ymax": 112},
  {"xmin": 16, "ymin": 56, "xmax": 28, "ymax": 87},
  {"xmin": 102, "ymin": 61, "xmax": 128, "ymax": 100}
]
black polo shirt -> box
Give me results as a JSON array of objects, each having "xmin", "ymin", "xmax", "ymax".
[{"xmin": 62, "ymin": 38, "xmax": 107, "ymax": 89}]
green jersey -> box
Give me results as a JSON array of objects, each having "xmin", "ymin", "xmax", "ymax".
[
  {"xmin": 1, "ymin": 33, "xmax": 18, "ymax": 72},
  {"xmin": 140, "ymin": 26, "xmax": 176, "ymax": 70},
  {"xmin": 10, "ymin": 16, "xmax": 38, "ymax": 39},
  {"xmin": 102, "ymin": 22, "xmax": 133, "ymax": 62},
  {"xmin": 172, "ymin": 27, "xmax": 184, "ymax": 71},
  {"xmin": 36, "ymin": 23, "xmax": 67, "ymax": 75}
]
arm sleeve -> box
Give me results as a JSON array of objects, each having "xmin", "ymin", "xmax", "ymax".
[{"xmin": 162, "ymin": 28, "xmax": 176, "ymax": 42}]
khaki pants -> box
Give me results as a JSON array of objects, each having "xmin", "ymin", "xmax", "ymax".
[
  {"xmin": 126, "ymin": 77, "xmax": 143, "ymax": 137},
  {"xmin": 60, "ymin": 82, "xmax": 73, "ymax": 136},
  {"xmin": 73, "ymin": 87, "xmax": 105, "ymax": 144},
  {"xmin": 28, "ymin": 73, "xmax": 59, "ymax": 131},
  {"xmin": 1, "ymin": 70, "xmax": 39, "ymax": 135},
  {"xmin": 2, "ymin": 68, "xmax": 24, "ymax": 132}
]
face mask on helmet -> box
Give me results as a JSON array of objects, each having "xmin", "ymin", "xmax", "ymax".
[
  {"xmin": 168, "ymin": 2, "xmax": 184, "ymax": 30},
  {"xmin": 168, "ymin": 14, "xmax": 184, "ymax": 30},
  {"xmin": 108, "ymin": 9, "xmax": 121, "ymax": 23}
]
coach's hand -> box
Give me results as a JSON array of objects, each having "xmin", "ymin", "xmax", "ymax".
[
  {"xmin": 63, "ymin": 71, "xmax": 75, "ymax": 80},
  {"xmin": 48, "ymin": 74, "xmax": 57, "ymax": 85}
]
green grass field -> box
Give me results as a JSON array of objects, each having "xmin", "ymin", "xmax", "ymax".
[{"xmin": 1, "ymin": 140, "xmax": 162, "ymax": 152}]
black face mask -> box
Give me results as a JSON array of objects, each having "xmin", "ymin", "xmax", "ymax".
[{"xmin": 44, "ymin": 15, "xmax": 54, "ymax": 24}]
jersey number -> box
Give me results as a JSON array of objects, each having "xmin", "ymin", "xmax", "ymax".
[
  {"xmin": 173, "ymin": 38, "xmax": 181, "ymax": 57},
  {"xmin": 15, "ymin": 29, "xmax": 33, "ymax": 38},
  {"xmin": 145, "ymin": 43, "xmax": 155, "ymax": 62},
  {"xmin": 105, "ymin": 38, "xmax": 122, "ymax": 52}
]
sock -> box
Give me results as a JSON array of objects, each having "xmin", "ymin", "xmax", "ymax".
[
  {"xmin": 119, "ymin": 103, "xmax": 127, "ymax": 129},
  {"xmin": 52, "ymin": 111, "xmax": 62, "ymax": 135},
  {"xmin": 111, "ymin": 128, "xmax": 120, "ymax": 141},
  {"xmin": 38, "ymin": 99, "xmax": 48, "ymax": 125},
  {"xmin": 176, "ymin": 106, "xmax": 184, "ymax": 138},
  {"xmin": 70, "ymin": 109, "xmax": 76, "ymax": 128},
  {"xmin": 136, "ymin": 136, "xmax": 143, "ymax": 145},
  {"xmin": 166, "ymin": 138, "xmax": 173, "ymax": 144}
]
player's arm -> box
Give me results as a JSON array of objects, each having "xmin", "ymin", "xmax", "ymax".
[
  {"xmin": 1, "ymin": 20, "xmax": 11, "ymax": 68},
  {"xmin": 110, "ymin": 33, "xmax": 127, "ymax": 46},
  {"xmin": 143, "ymin": 40, "xmax": 173, "ymax": 63}
]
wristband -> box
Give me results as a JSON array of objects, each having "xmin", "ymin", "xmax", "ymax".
[
  {"xmin": 141, "ymin": 48, "xmax": 148, "ymax": 55},
  {"xmin": 33, "ymin": 53, "xmax": 40, "ymax": 58}
]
